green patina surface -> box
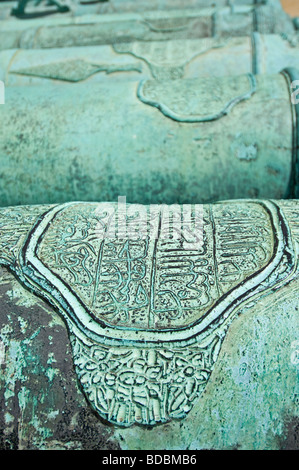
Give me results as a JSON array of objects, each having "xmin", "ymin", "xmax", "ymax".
[
  {"xmin": 0, "ymin": 267, "xmax": 121, "ymax": 450},
  {"xmin": 0, "ymin": 0, "xmax": 298, "ymax": 451},
  {"xmin": 0, "ymin": 199, "xmax": 298, "ymax": 448},
  {"xmin": 0, "ymin": 73, "xmax": 296, "ymax": 207},
  {"xmin": 1, "ymin": 258, "xmax": 299, "ymax": 449},
  {"xmin": 0, "ymin": 3, "xmax": 295, "ymax": 50}
]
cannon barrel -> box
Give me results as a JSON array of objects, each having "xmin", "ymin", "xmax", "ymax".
[
  {"xmin": 0, "ymin": 5, "xmax": 294, "ymax": 50},
  {"xmin": 0, "ymin": 198, "xmax": 298, "ymax": 448},
  {"xmin": 0, "ymin": 70, "xmax": 298, "ymax": 207},
  {"xmin": 0, "ymin": 33, "xmax": 298, "ymax": 86}
]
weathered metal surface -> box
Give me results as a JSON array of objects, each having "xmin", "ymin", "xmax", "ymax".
[
  {"xmin": 0, "ymin": 0, "xmax": 288, "ymax": 23},
  {"xmin": 2, "ymin": 0, "xmax": 284, "ymax": 19},
  {"xmin": 0, "ymin": 44, "xmax": 147, "ymax": 85},
  {"xmin": 0, "ymin": 0, "xmax": 297, "ymax": 450},
  {"xmin": 1, "ymin": 33, "xmax": 299, "ymax": 86},
  {"xmin": 4, "ymin": 0, "xmax": 288, "ymax": 19},
  {"xmin": 0, "ymin": 71, "xmax": 297, "ymax": 207},
  {"xmin": 0, "ymin": 264, "xmax": 122, "ymax": 450},
  {"xmin": 284, "ymin": 67, "xmax": 299, "ymax": 199},
  {"xmin": 93, "ymin": 0, "xmax": 283, "ymax": 15},
  {"xmin": 0, "ymin": 199, "xmax": 298, "ymax": 448},
  {"xmin": 0, "ymin": 5, "xmax": 294, "ymax": 50}
]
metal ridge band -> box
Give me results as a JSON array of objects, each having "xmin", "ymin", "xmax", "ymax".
[
  {"xmin": 251, "ymin": 31, "xmax": 262, "ymax": 74},
  {"xmin": 281, "ymin": 67, "xmax": 299, "ymax": 199}
]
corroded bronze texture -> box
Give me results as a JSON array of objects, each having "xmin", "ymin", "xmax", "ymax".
[
  {"xmin": 0, "ymin": 71, "xmax": 298, "ymax": 206},
  {"xmin": 7, "ymin": 0, "xmax": 288, "ymax": 19},
  {"xmin": 0, "ymin": 199, "xmax": 298, "ymax": 448},
  {"xmin": 1, "ymin": 34, "xmax": 299, "ymax": 86},
  {"xmin": 0, "ymin": 4, "xmax": 294, "ymax": 50},
  {"xmin": 95, "ymin": 0, "xmax": 284, "ymax": 14}
]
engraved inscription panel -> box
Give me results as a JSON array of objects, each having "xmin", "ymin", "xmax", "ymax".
[
  {"xmin": 37, "ymin": 202, "xmax": 273, "ymax": 330},
  {"xmin": 137, "ymin": 74, "xmax": 256, "ymax": 122}
]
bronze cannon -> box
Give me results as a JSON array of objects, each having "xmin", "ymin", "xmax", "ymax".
[
  {"xmin": 0, "ymin": 199, "xmax": 298, "ymax": 448},
  {"xmin": 0, "ymin": 4, "xmax": 295, "ymax": 50},
  {"xmin": 0, "ymin": 33, "xmax": 298, "ymax": 86},
  {"xmin": 0, "ymin": 70, "xmax": 298, "ymax": 207},
  {"xmin": 0, "ymin": 0, "xmax": 298, "ymax": 452}
]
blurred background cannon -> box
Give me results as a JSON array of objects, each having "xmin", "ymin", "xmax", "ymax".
[
  {"xmin": 0, "ymin": 3, "xmax": 295, "ymax": 50},
  {"xmin": 0, "ymin": 70, "xmax": 298, "ymax": 207},
  {"xmin": 0, "ymin": 0, "xmax": 299, "ymax": 452},
  {"xmin": 0, "ymin": 33, "xmax": 298, "ymax": 86}
]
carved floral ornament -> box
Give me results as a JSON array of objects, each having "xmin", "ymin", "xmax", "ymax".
[{"xmin": 0, "ymin": 199, "xmax": 298, "ymax": 427}]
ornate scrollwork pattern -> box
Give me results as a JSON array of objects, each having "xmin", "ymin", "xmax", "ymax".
[{"xmin": 0, "ymin": 200, "xmax": 297, "ymax": 427}]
